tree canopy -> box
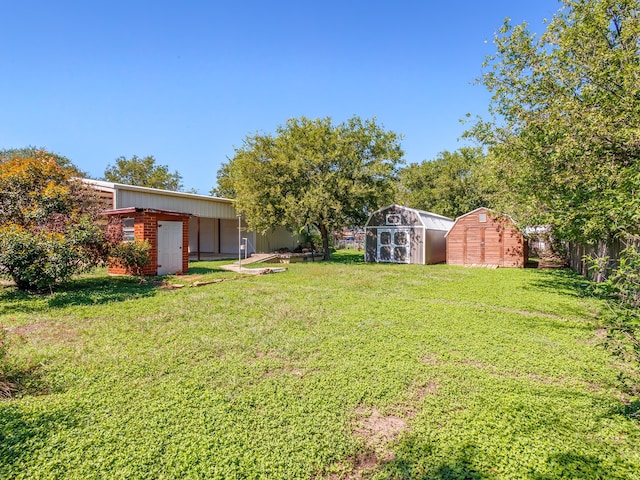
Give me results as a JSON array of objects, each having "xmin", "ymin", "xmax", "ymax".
[
  {"xmin": 216, "ymin": 116, "xmax": 404, "ymax": 259},
  {"xmin": 397, "ymin": 148, "xmax": 489, "ymax": 219},
  {"xmin": 1, "ymin": 146, "xmax": 83, "ymax": 175},
  {"xmin": 466, "ymin": 0, "xmax": 640, "ymax": 245},
  {"xmin": 104, "ymin": 155, "xmax": 183, "ymax": 191},
  {"xmin": 0, "ymin": 150, "xmax": 106, "ymax": 291}
]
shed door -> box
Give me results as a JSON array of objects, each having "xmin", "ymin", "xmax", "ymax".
[
  {"xmin": 484, "ymin": 227, "xmax": 504, "ymax": 266},
  {"xmin": 158, "ymin": 221, "xmax": 183, "ymax": 275},
  {"xmin": 464, "ymin": 227, "xmax": 484, "ymax": 265},
  {"xmin": 377, "ymin": 229, "xmax": 410, "ymax": 263},
  {"xmin": 465, "ymin": 227, "xmax": 504, "ymax": 265}
]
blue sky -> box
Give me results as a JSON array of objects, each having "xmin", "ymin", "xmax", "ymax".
[{"xmin": 2, "ymin": 1, "xmax": 559, "ymax": 194}]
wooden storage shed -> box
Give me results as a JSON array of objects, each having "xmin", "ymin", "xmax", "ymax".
[
  {"xmin": 446, "ymin": 207, "xmax": 528, "ymax": 267},
  {"xmin": 103, "ymin": 208, "xmax": 190, "ymax": 276},
  {"xmin": 365, "ymin": 204, "xmax": 454, "ymax": 264}
]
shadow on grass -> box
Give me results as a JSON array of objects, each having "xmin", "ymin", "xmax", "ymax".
[
  {"xmin": 385, "ymin": 439, "xmax": 630, "ymax": 479},
  {"xmin": 382, "ymin": 442, "xmax": 490, "ymax": 479},
  {"xmin": 608, "ymin": 398, "xmax": 640, "ymax": 423},
  {"xmin": 533, "ymin": 269, "xmax": 640, "ymax": 419},
  {"xmin": 0, "ymin": 275, "xmax": 159, "ymax": 315},
  {"xmin": 0, "ymin": 401, "xmax": 82, "ymax": 476},
  {"xmin": 186, "ymin": 264, "xmax": 228, "ymax": 275},
  {"xmin": 527, "ymin": 452, "xmax": 616, "ymax": 480},
  {"xmin": 327, "ymin": 250, "xmax": 365, "ymax": 265},
  {"xmin": 529, "ymin": 268, "xmax": 594, "ymax": 299}
]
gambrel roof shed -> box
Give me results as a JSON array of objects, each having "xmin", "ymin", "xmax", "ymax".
[
  {"xmin": 364, "ymin": 204, "xmax": 454, "ymax": 264},
  {"xmin": 445, "ymin": 207, "xmax": 528, "ymax": 268}
]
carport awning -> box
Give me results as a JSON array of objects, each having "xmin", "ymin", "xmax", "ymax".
[{"xmin": 101, "ymin": 207, "xmax": 192, "ymax": 217}]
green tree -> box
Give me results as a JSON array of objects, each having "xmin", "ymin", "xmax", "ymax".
[
  {"xmin": 465, "ymin": 0, "xmax": 640, "ymax": 245},
  {"xmin": 211, "ymin": 162, "xmax": 234, "ymax": 198},
  {"xmin": 104, "ymin": 155, "xmax": 183, "ymax": 191},
  {"xmin": 0, "ymin": 151, "xmax": 106, "ymax": 291},
  {"xmin": 216, "ymin": 116, "xmax": 404, "ymax": 259},
  {"xmin": 397, "ymin": 148, "xmax": 489, "ymax": 219}
]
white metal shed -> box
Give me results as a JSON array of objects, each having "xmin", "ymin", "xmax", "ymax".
[{"xmin": 364, "ymin": 204, "xmax": 454, "ymax": 264}]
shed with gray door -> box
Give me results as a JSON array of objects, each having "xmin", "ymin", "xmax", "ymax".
[{"xmin": 364, "ymin": 204, "xmax": 454, "ymax": 264}]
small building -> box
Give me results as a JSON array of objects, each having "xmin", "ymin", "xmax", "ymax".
[
  {"xmin": 84, "ymin": 179, "xmax": 300, "ymax": 258},
  {"xmin": 446, "ymin": 207, "xmax": 528, "ymax": 267},
  {"xmin": 103, "ymin": 208, "xmax": 190, "ymax": 276},
  {"xmin": 364, "ymin": 204, "xmax": 454, "ymax": 264}
]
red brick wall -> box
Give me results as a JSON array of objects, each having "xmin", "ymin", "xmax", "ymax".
[{"xmin": 107, "ymin": 212, "xmax": 190, "ymax": 275}]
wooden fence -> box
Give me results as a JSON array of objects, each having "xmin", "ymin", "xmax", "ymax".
[{"xmin": 568, "ymin": 236, "xmax": 639, "ymax": 281}]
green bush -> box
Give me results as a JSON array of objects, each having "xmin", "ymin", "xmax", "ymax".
[
  {"xmin": 586, "ymin": 243, "xmax": 640, "ymax": 392},
  {"xmin": 0, "ymin": 325, "xmax": 13, "ymax": 398},
  {"xmin": 0, "ymin": 151, "xmax": 109, "ymax": 292},
  {"xmin": 109, "ymin": 240, "xmax": 151, "ymax": 275},
  {"xmin": 0, "ymin": 223, "xmax": 103, "ymax": 292}
]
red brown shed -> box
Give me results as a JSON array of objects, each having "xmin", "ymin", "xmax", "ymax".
[
  {"xmin": 103, "ymin": 208, "xmax": 190, "ymax": 276},
  {"xmin": 445, "ymin": 207, "xmax": 528, "ymax": 268}
]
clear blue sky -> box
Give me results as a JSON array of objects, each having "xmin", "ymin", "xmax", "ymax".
[{"xmin": 1, "ymin": 1, "xmax": 559, "ymax": 194}]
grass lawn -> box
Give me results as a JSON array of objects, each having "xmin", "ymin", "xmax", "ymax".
[{"xmin": 1, "ymin": 250, "xmax": 639, "ymax": 479}]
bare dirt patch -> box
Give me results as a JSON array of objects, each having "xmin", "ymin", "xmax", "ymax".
[
  {"xmin": 327, "ymin": 379, "xmax": 443, "ymax": 479},
  {"xmin": 353, "ymin": 407, "xmax": 406, "ymax": 447},
  {"xmin": 9, "ymin": 321, "xmax": 79, "ymax": 346},
  {"xmin": 325, "ymin": 407, "xmax": 409, "ymax": 479},
  {"xmin": 414, "ymin": 380, "xmax": 438, "ymax": 399},
  {"xmin": 421, "ymin": 352, "xmax": 441, "ymax": 365}
]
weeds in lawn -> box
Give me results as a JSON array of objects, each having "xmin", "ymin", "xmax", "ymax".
[
  {"xmin": 0, "ymin": 325, "xmax": 14, "ymax": 398},
  {"xmin": 1, "ymin": 254, "xmax": 639, "ymax": 479}
]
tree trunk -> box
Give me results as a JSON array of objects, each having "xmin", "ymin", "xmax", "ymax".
[{"xmin": 318, "ymin": 223, "xmax": 331, "ymax": 260}]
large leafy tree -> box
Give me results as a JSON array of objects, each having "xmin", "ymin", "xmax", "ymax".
[
  {"xmin": 1, "ymin": 146, "xmax": 83, "ymax": 175},
  {"xmin": 216, "ymin": 116, "xmax": 404, "ymax": 259},
  {"xmin": 0, "ymin": 150, "xmax": 106, "ymax": 291},
  {"xmin": 466, "ymin": 0, "xmax": 640, "ymax": 244},
  {"xmin": 397, "ymin": 148, "xmax": 489, "ymax": 219},
  {"xmin": 104, "ymin": 155, "xmax": 183, "ymax": 191}
]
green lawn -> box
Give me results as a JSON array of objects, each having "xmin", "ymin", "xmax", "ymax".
[{"xmin": 1, "ymin": 250, "xmax": 639, "ymax": 479}]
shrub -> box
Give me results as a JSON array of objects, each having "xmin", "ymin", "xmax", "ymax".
[
  {"xmin": 0, "ymin": 223, "xmax": 104, "ymax": 292},
  {"xmin": 109, "ymin": 240, "xmax": 151, "ymax": 276},
  {"xmin": 0, "ymin": 151, "xmax": 109, "ymax": 292},
  {"xmin": 0, "ymin": 325, "xmax": 14, "ymax": 398},
  {"xmin": 586, "ymin": 242, "xmax": 640, "ymax": 394}
]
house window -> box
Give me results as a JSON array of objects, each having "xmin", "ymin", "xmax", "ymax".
[
  {"xmin": 478, "ymin": 213, "xmax": 487, "ymax": 223},
  {"xmin": 386, "ymin": 214, "xmax": 401, "ymax": 225},
  {"xmin": 122, "ymin": 218, "xmax": 135, "ymax": 242}
]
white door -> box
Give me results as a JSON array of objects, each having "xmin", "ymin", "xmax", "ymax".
[
  {"xmin": 377, "ymin": 228, "xmax": 410, "ymax": 263},
  {"xmin": 158, "ymin": 221, "xmax": 183, "ymax": 275}
]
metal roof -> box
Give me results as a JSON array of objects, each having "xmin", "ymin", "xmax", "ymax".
[
  {"xmin": 82, "ymin": 179, "xmax": 238, "ymax": 219},
  {"xmin": 365, "ymin": 204, "xmax": 454, "ymax": 231}
]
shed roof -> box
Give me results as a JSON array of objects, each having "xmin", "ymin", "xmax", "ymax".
[
  {"xmin": 83, "ymin": 179, "xmax": 234, "ymax": 203},
  {"xmin": 365, "ymin": 204, "xmax": 454, "ymax": 231},
  {"xmin": 444, "ymin": 207, "xmax": 523, "ymax": 237},
  {"xmin": 101, "ymin": 207, "xmax": 192, "ymax": 217},
  {"xmin": 83, "ymin": 179, "xmax": 238, "ymax": 219}
]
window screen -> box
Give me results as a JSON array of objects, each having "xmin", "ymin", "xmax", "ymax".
[{"xmin": 122, "ymin": 218, "xmax": 135, "ymax": 242}]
